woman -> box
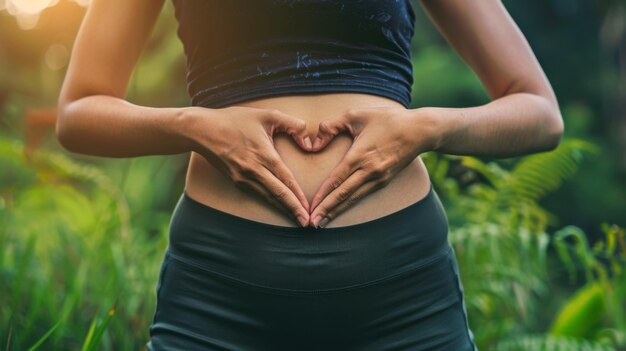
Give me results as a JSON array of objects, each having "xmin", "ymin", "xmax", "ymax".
[{"xmin": 56, "ymin": 0, "xmax": 563, "ymax": 350}]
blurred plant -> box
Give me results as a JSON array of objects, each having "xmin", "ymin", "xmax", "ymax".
[
  {"xmin": 2, "ymin": 124, "xmax": 624, "ymax": 350},
  {"xmin": 0, "ymin": 0, "xmax": 623, "ymax": 349},
  {"xmin": 25, "ymin": 306, "xmax": 115, "ymax": 351},
  {"xmin": 422, "ymin": 137, "xmax": 623, "ymax": 350},
  {"xmin": 549, "ymin": 223, "xmax": 626, "ymax": 348},
  {"xmin": 0, "ymin": 133, "xmax": 177, "ymax": 350},
  {"xmin": 494, "ymin": 333, "xmax": 615, "ymax": 351},
  {"xmin": 25, "ymin": 319, "xmax": 60, "ymax": 351},
  {"xmin": 79, "ymin": 307, "xmax": 116, "ymax": 351}
]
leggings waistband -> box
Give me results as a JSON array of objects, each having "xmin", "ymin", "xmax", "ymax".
[{"xmin": 166, "ymin": 182, "xmax": 451, "ymax": 292}]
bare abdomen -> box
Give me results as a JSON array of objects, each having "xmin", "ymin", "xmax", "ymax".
[{"xmin": 183, "ymin": 93, "xmax": 432, "ymax": 228}]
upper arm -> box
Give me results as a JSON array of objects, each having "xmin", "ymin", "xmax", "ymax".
[
  {"xmin": 57, "ymin": 0, "xmax": 166, "ymax": 109},
  {"xmin": 419, "ymin": 0, "xmax": 558, "ymax": 105}
]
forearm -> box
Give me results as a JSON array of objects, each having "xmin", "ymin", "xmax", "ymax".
[
  {"xmin": 422, "ymin": 92, "xmax": 564, "ymax": 158},
  {"xmin": 56, "ymin": 95, "xmax": 199, "ymax": 157}
]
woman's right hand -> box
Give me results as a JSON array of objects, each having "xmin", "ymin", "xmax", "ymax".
[{"xmin": 185, "ymin": 106, "xmax": 314, "ymax": 227}]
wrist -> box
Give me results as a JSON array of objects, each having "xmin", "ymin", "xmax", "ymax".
[
  {"xmin": 173, "ymin": 106, "xmax": 209, "ymax": 153},
  {"xmin": 409, "ymin": 106, "xmax": 447, "ymax": 153}
]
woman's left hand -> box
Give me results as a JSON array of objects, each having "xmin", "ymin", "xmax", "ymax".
[{"xmin": 308, "ymin": 106, "xmax": 439, "ymax": 228}]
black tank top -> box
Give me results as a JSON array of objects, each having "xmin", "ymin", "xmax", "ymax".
[{"xmin": 171, "ymin": 0, "xmax": 416, "ymax": 109}]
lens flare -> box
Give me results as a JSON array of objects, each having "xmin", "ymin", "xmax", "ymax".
[
  {"xmin": 45, "ymin": 43, "xmax": 69, "ymax": 70},
  {"xmin": 6, "ymin": 0, "xmax": 58, "ymax": 15},
  {"xmin": 15, "ymin": 12, "xmax": 39, "ymax": 29}
]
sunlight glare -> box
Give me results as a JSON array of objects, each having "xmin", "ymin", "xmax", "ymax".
[
  {"xmin": 6, "ymin": 0, "xmax": 57, "ymax": 15},
  {"xmin": 16, "ymin": 12, "xmax": 39, "ymax": 30},
  {"xmin": 45, "ymin": 43, "xmax": 70, "ymax": 70}
]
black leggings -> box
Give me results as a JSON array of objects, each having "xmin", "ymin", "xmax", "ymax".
[{"xmin": 147, "ymin": 182, "xmax": 478, "ymax": 351}]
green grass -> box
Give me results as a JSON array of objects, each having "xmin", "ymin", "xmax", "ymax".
[{"xmin": 1, "ymin": 134, "xmax": 624, "ymax": 350}]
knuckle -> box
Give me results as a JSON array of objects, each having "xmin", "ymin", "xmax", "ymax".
[
  {"xmin": 331, "ymin": 178, "xmax": 342, "ymax": 189},
  {"xmin": 268, "ymin": 109, "xmax": 281, "ymax": 118},
  {"xmin": 318, "ymin": 120, "xmax": 332, "ymax": 133},
  {"xmin": 347, "ymin": 193, "xmax": 361, "ymax": 204},
  {"xmin": 283, "ymin": 178, "xmax": 295, "ymax": 190},
  {"xmin": 345, "ymin": 108, "xmax": 359, "ymax": 117},
  {"xmin": 336, "ymin": 188, "xmax": 350, "ymax": 202},
  {"xmin": 265, "ymin": 156, "xmax": 279, "ymax": 169},
  {"xmin": 272, "ymin": 188, "xmax": 288, "ymax": 201},
  {"xmin": 294, "ymin": 119, "xmax": 306, "ymax": 130}
]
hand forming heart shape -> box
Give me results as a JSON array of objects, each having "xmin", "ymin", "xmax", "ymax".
[
  {"xmin": 207, "ymin": 105, "xmax": 429, "ymax": 229},
  {"xmin": 298, "ymin": 106, "xmax": 432, "ymax": 228}
]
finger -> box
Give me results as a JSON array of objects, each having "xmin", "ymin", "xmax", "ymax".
[
  {"xmin": 247, "ymin": 178, "xmax": 309, "ymax": 228},
  {"xmin": 262, "ymin": 151, "xmax": 310, "ymax": 213},
  {"xmin": 310, "ymin": 168, "xmax": 368, "ymax": 220},
  {"xmin": 309, "ymin": 149, "xmax": 361, "ymax": 211},
  {"xmin": 311, "ymin": 115, "xmax": 355, "ymax": 152},
  {"xmin": 235, "ymin": 176, "xmax": 282, "ymax": 213},
  {"xmin": 311, "ymin": 178, "xmax": 385, "ymax": 228},
  {"xmin": 266, "ymin": 109, "xmax": 313, "ymax": 151},
  {"xmin": 254, "ymin": 166, "xmax": 310, "ymax": 227},
  {"xmin": 237, "ymin": 178, "xmax": 307, "ymax": 227}
]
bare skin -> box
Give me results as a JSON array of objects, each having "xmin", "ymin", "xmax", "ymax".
[
  {"xmin": 183, "ymin": 93, "xmax": 436, "ymax": 228},
  {"xmin": 56, "ymin": 0, "xmax": 563, "ymax": 228}
]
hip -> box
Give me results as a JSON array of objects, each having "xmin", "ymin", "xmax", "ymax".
[
  {"xmin": 148, "ymin": 184, "xmax": 479, "ymax": 350},
  {"xmin": 165, "ymin": 179, "xmax": 449, "ymax": 292}
]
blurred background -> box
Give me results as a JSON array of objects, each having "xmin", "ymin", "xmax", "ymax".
[{"xmin": 1, "ymin": 0, "xmax": 625, "ymax": 350}]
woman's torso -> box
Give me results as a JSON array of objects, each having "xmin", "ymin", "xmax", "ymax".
[{"xmin": 184, "ymin": 92, "xmax": 432, "ymax": 228}]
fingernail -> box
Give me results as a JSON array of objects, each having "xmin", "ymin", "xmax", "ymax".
[
  {"xmin": 304, "ymin": 136, "xmax": 313, "ymax": 150},
  {"xmin": 318, "ymin": 217, "xmax": 330, "ymax": 228},
  {"xmin": 312, "ymin": 137, "xmax": 322, "ymax": 150},
  {"xmin": 297, "ymin": 215, "xmax": 308, "ymax": 227},
  {"xmin": 311, "ymin": 215, "xmax": 320, "ymax": 228}
]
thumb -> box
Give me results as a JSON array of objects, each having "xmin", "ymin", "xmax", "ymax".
[
  {"xmin": 268, "ymin": 110, "xmax": 312, "ymax": 151},
  {"xmin": 311, "ymin": 115, "xmax": 353, "ymax": 152}
]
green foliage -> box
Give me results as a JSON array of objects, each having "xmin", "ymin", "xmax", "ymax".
[
  {"xmin": 422, "ymin": 137, "xmax": 624, "ymax": 350},
  {"xmin": 1, "ymin": 1, "xmax": 625, "ymax": 348},
  {"xmin": 26, "ymin": 320, "xmax": 61, "ymax": 351},
  {"xmin": 549, "ymin": 224, "xmax": 626, "ymax": 346},
  {"xmin": 495, "ymin": 333, "xmax": 615, "ymax": 351},
  {"xmin": 447, "ymin": 139, "xmax": 599, "ymax": 231},
  {"xmin": 2, "ymin": 127, "xmax": 625, "ymax": 350},
  {"xmin": 5, "ymin": 124, "xmax": 623, "ymax": 350},
  {"xmin": 0, "ymin": 136, "xmax": 175, "ymax": 350},
  {"xmin": 550, "ymin": 281, "xmax": 606, "ymax": 338},
  {"xmin": 80, "ymin": 307, "xmax": 116, "ymax": 351},
  {"xmin": 410, "ymin": 46, "xmax": 489, "ymax": 107}
]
